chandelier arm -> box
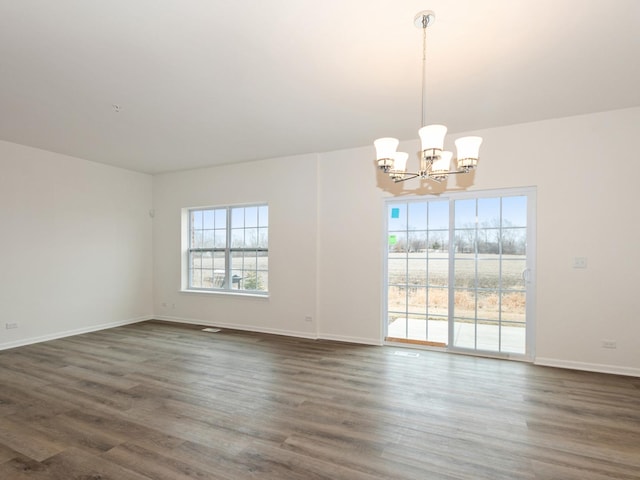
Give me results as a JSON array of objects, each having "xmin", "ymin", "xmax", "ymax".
[
  {"xmin": 393, "ymin": 173, "xmax": 421, "ymax": 183},
  {"xmin": 388, "ymin": 167, "xmax": 468, "ymax": 182}
]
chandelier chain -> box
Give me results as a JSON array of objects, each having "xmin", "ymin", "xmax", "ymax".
[{"xmin": 421, "ymin": 17, "xmax": 427, "ymax": 129}]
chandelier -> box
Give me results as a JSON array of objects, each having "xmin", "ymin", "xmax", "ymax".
[{"xmin": 375, "ymin": 11, "xmax": 482, "ymax": 183}]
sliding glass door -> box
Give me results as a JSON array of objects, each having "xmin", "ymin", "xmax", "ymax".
[
  {"xmin": 385, "ymin": 188, "xmax": 535, "ymax": 359},
  {"xmin": 387, "ymin": 200, "xmax": 450, "ymax": 346}
]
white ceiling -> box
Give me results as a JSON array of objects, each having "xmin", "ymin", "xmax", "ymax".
[{"xmin": 1, "ymin": 0, "xmax": 639, "ymax": 174}]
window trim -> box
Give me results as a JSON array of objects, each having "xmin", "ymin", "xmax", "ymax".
[
  {"xmin": 181, "ymin": 203, "xmax": 269, "ymax": 296},
  {"xmin": 382, "ymin": 186, "xmax": 536, "ymax": 360}
]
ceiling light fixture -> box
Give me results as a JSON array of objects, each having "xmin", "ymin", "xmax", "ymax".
[{"xmin": 374, "ymin": 11, "xmax": 482, "ymax": 183}]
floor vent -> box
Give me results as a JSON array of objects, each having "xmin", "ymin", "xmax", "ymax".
[{"xmin": 394, "ymin": 351, "xmax": 420, "ymax": 358}]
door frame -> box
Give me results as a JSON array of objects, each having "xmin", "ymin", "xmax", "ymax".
[{"xmin": 382, "ymin": 186, "xmax": 536, "ymax": 361}]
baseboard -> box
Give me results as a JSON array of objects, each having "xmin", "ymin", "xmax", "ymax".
[
  {"xmin": 535, "ymin": 357, "xmax": 640, "ymax": 378},
  {"xmin": 0, "ymin": 315, "xmax": 153, "ymax": 351},
  {"xmin": 154, "ymin": 315, "xmax": 383, "ymax": 346},
  {"xmin": 1, "ymin": 313, "xmax": 379, "ymax": 351},
  {"xmin": 153, "ymin": 315, "xmax": 318, "ymax": 341},
  {"xmin": 318, "ymin": 333, "xmax": 382, "ymax": 346}
]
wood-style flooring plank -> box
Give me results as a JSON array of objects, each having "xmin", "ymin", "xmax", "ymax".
[
  {"xmin": 42, "ymin": 447, "xmax": 153, "ymax": 480},
  {"xmin": 0, "ymin": 416, "xmax": 66, "ymax": 462},
  {"xmin": 101, "ymin": 442, "xmax": 233, "ymax": 480}
]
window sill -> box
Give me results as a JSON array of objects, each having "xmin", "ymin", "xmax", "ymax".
[{"xmin": 180, "ymin": 289, "xmax": 269, "ymax": 299}]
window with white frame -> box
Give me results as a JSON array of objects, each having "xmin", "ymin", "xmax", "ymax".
[{"xmin": 187, "ymin": 204, "xmax": 268, "ymax": 293}]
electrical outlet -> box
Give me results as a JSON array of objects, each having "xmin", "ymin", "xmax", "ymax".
[
  {"xmin": 6, "ymin": 322, "xmax": 18, "ymax": 329},
  {"xmin": 601, "ymin": 339, "xmax": 617, "ymax": 349},
  {"xmin": 573, "ymin": 257, "xmax": 588, "ymax": 269}
]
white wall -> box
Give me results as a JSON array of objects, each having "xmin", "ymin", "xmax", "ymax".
[
  {"xmin": 152, "ymin": 153, "xmax": 319, "ymax": 338},
  {"xmin": 0, "ymin": 140, "xmax": 153, "ymax": 349},
  {"xmin": 4, "ymin": 107, "xmax": 638, "ymax": 377},
  {"xmin": 317, "ymin": 107, "xmax": 640, "ymax": 376},
  {"xmin": 152, "ymin": 107, "xmax": 639, "ymax": 376}
]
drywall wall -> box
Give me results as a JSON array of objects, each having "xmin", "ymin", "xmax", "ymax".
[
  {"xmin": 152, "ymin": 153, "xmax": 319, "ymax": 338},
  {"xmin": 0, "ymin": 140, "xmax": 153, "ymax": 349},
  {"xmin": 6, "ymin": 106, "xmax": 635, "ymax": 376},
  {"xmin": 151, "ymin": 107, "xmax": 639, "ymax": 375},
  {"xmin": 317, "ymin": 107, "xmax": 640, "ymax": 376}
]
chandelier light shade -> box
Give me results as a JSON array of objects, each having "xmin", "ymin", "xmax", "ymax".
[
  {"xmin": 455, "ymin": 136, "xmax": 483, "ymax": 170},
  {"xmin": 390, "ymin": 152, "xmax": 409, "ymax": 181},
  {"xmin": 431, "ymin": 151, "xmax": 452, "ymax": 181},
  {"xmin": 373, "ymin": 137, "xmax": 400, "ymax": 171},
  {"xmin": 418, "ymin": 124, "xmax": 447, "ymax": 155},
  {"xmin": 375, "ymin": 10, "xmax": 483, "ymax": 183}
]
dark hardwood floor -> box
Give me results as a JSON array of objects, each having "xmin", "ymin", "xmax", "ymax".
[{"xmin": 0, "ymin": 320, "xmax": 639, "ymax": 479}]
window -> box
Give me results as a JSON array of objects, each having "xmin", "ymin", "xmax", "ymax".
[
  {"xmin": 385, "ymin": 188, "xmax": 535, "ymax": 359},
  {"xmin": 187, "ymin": 204, "xmax": 268, "ymax": 293}
]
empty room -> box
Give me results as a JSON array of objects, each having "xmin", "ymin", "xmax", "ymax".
[{"xmin": 1, "ymin": 1, "xmax": 639, "ymax": 479}]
